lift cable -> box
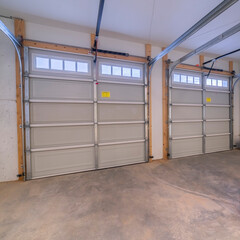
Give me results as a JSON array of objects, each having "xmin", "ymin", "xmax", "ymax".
[
  {"xmin": 203, "ymin": 48, "xmax": 240, "ymax": 66},
  {"xmin": 206, "ymin": 60, "xmax": 215, "ymax": 78}
]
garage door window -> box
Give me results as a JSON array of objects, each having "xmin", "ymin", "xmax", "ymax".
[
  {"xmin": 173, "ymin": 73, "xmax": 200, "ymax": 85},
  {"xmin": 205, "ymin": 78, "xmax": 228, "ymax": 88},
  {"xmin": 36, "ymin": 57, "xmax": 49, "ymax": 69},
  {"xmin": 64, "ymin": 60, "xmax": 76, "ymax": 71},
  {"xmin": 100, "ymin": 62, "xmax": 143, "ymax": 80},
  {"xmin": 33, "ymin": 53, "xmax": 91, "ymax": 76}
]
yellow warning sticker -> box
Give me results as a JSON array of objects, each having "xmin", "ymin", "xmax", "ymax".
[
  {"xmin": 102, "ymin": 91, "xmax": 110, "ymax": 98},
  {"xmin": 206, "ymin": 97, "xmax": 212, "ymax": 103}
]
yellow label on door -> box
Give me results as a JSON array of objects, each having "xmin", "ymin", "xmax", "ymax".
[
  {"xmin": 102, "ymin": 91, "xmax": 110, "ymax": 98},
  {"xmin": 206, "ymin": 97, "xmax": 212, "ymax": 103}
]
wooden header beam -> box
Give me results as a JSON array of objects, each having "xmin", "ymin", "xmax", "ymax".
[
  {"xmin": 176, "ymin": 63, "xmax": 233, "ymax": 76},
  {"xmin": 23, "ymin": 39, "xmax": 147, "ymax": 63}
]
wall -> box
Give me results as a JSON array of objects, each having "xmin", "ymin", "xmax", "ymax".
[
  {"xmin": 0, "ymin": 17, "xmax": 18, "ymax": 182},
  {"xmin": 0, "ymin": 19, "xmax": 240, "ymax": 181}
]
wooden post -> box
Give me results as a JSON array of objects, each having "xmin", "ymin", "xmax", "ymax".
[
  {"xmin": 229, "ymin": 61, "xmax": 233, "ymax": 72},
  {"xmin": 145, "ymin": 44, "xmax": 152, "ymax": 162},
  {"xmin": 91, "ymin": 33, "xmax": 95, "ymax": 49},
  {"xmin": 14, "ymin": 19, "xmax": 25, "ymax": 181},
  {"xmin": 162, "ymin": 48, "xmax": 168, "ymax": 160},
  {"xmin": 199, "ymin": 55, "xmax": 204, "ymax": 67}
]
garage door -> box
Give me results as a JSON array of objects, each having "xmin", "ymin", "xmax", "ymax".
[
  {"xmin": 24, "ymin": 48, "xmax": 148, "ymax": 179},
  {"xmin": 169, "ymin": 70, "xmax": 232, "ymax": 158}
]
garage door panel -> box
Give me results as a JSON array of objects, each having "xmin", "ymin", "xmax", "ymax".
[
  {"xmin": 98, "ymin": 104, "xmax": 144, "ymax": 122},
  {"xmin": 170, "ymin": 71, "xmax": 231, "ymax": 159},
  {"xmin": 205, "ymin": 136, "xmax": 230, "ymax": 153},
  {"xmin": 26, "ymin": 49, "xmax": 147, "ymax": 179},
  {"xmin": 205, "ymin": 92, "xmax": 229, "ymax": 105},
  {"xmin": 98, "ymin": 83, "xmax": 144, "ymax": 102},
  {"xmin": 99, "ymin": 124, "xmax": 144, "ymax": 143},
  {"xmin": 30, "ymin": 78, "xmax": 93, "ymax": 100},
  {"xmin": 172, "ymin": 106, "xmax": 202, "ymax": 120},
  {"xmin": 31, "ymin": 147, "xmax": 95, "ymax": 178},
  {"xmin": 206, "ymin": 122, "xmax": 229, "ymax": 135},
  {"xmin": 172, "ymin": 122, "xmax": 202, "ymax": 138},
  {"xmin": 98, "ymin": 142, "xmax": 145, "ymax": 168},
  {"xmin": 205, "ymin": 107, "xmax": 229, "ymax": 119},
  {"xmin": 172, "ymin": 89, "xmax": 202, "ymax": 104},
  {"xmin": 172, "ymin": 138, "xmax": 203, "ymax": 158},
  {"xmin": 30, "ymin": 103, "xmax": 94, "ymax": 124},
  {"xmin": 31, "ymin": 126, "xmax": 94, "ymax": 148}
]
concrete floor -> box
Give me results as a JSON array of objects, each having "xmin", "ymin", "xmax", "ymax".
[{"xmin": 0, "ymin": 150, "xmax": 240, "ymax": 240}]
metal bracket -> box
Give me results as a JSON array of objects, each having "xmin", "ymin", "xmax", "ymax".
[
  {"xmin": 24, "ymin": 72, "xmax": 29, "ymax": 77},
  {"xmin": 17, "ymin": 172, "xmax": 25, "ymax": 178}
]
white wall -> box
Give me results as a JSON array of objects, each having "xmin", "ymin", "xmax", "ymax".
[
  {"xmin": 0, "ymin": 17, "xmax": 18, "ymax": 182},
  {"xmin": 0, "ymin": 19, "xmax": 240, "ymax": 181}
]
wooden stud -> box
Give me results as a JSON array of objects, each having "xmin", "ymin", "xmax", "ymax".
[
  {"xmin": 162, "ymin": 48, "xmax": 168, "ymax": 160},
  {"xmin": 23, "ymin": 39, "xmax": 147, "ymax": 63},
  {"xmin": 91, "ymin": 33, "xmax": 95, "ymax": 49},
  {"xmin": 199, "ymin": 55, "xmax": 204, "ymax": 67},
  {"xmin": 229, "ymin": 61, "xmax": 233, "ymax": 72},
  {"xmin": 145, "ymin": 44, "xmax": 152, "ymax": 162},
  {"xmin": 145, "ymin": 44, "xmax": 151, "ymax": 59},
  {"xmin": 14, "ymin": 19, "xmax": 25, "ymax": 181}
]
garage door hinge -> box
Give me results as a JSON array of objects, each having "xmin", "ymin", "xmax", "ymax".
[
  {"xmin": 17, "ymin": 172, "xmax": 25, "ymax": 178},
  {"xmin": 24, "ymin": 72, "xmax": 29, "ymax": 77}
]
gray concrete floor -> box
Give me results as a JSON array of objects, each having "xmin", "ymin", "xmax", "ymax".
[{"xmin": 0, "ymin": 150, "xmax": 240, "ymax": 240}]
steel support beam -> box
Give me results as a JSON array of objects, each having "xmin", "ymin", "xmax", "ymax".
[
  {"xmin": 171, "ymin": 22, "xmax": 240, "ymax": 72},
  {"xmin": 149, "ymin": 0, "xmax": 238, "ymax": 67},
  {"xmin": 233, "ymin": 74, "xmax": 240, "ymax": 92},
  {"xmin": 0, "ymin": 19, "xmax": 21, "ymax": 47},
  {"xmin": 93, "ymin": 0, "xmax": 105, "ymax": 50}
]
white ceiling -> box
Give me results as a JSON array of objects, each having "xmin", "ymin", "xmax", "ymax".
[{"xmin": 0, "ymin": 0, "xmax": 240, "ymax": 59}]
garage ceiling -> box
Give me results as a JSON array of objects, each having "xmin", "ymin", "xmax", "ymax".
[{"xmin": 0, "ymin": 0, "xmax": 240, "ymax": 59}]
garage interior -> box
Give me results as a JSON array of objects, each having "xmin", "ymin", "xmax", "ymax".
[{"xmin": 0, "ymin": 0, "xmax": 240, "ymax": 239}]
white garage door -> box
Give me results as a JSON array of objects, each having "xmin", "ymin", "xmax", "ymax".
[
  {"xmin": 169, "ymin": 70, "xmax": 232, "ymax": 158},
  {"xmin": 24, "ymin": 48, "xmax": 148, "ymax": 179}
]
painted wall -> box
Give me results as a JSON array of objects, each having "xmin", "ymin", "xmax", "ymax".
[
  {"xmin": 0, "ymin": 17, "xmax": 18, "ymax": 182},
  {"xmin": 0, "ymin": 19, "xmax": 240, "ymax": 181}
]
